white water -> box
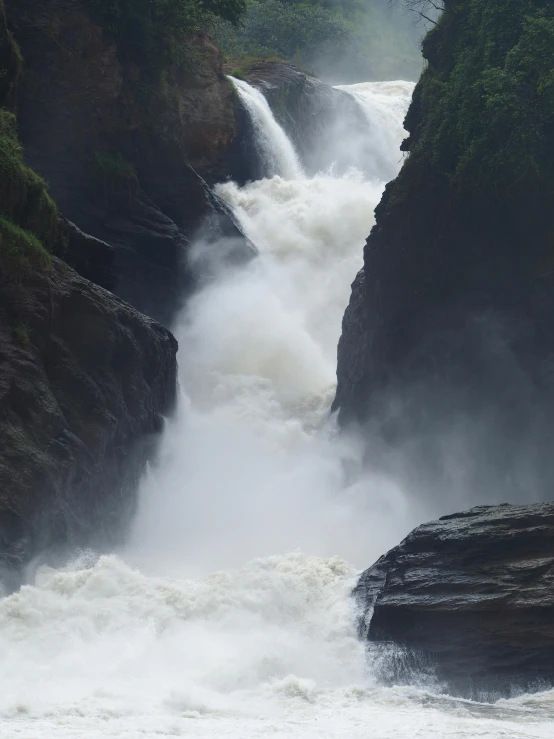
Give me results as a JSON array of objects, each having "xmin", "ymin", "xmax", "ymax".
[
  {"xmin": 232, "ymin": 77, "xmax": 303, "ymax": 179},
  {"xmin": 335, "ymin": 81, "xmax": 417, "ymax": 181},
  {"xmin": 2, "ymin": 79, "xmax": 553, "ymax": 738}
]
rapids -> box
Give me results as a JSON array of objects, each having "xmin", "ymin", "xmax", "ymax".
[{"xmin": 1, "ymin": 78, "xmax": 553, "ymax": 738}]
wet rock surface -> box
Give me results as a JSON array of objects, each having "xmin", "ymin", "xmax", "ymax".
[
  {"xmin": 355, "ymin": 503, "xmax": 554, "ymax": 697},
  {"xmin": 0, "ymin": 260, "xmax": 177, "ymax": 585}
]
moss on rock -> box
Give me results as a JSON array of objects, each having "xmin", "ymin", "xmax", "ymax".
[
  {"xmin": 0, "ymin": 2, "xmax": 60, "ymax": 278},
  {"xmin": 406, "ymin": 1, "xmax": 554, "ymax": 201}
]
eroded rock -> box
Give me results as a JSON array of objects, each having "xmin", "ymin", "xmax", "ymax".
[
  {"xmin": 355, "ymin": 503, "xmax": 554, "ymax": 697},
  {"xmin": 0, "ymin": 259, "xmax": 177, "ymax": 584}
]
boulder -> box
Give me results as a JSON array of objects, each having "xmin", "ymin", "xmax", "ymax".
[{"xmin": 355, "ymin": 503, "xmax": 554, "ymax": 697}]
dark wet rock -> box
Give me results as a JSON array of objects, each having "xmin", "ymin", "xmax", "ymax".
[
  {"xmin": 59, "ymin": 217, "xmax": 116, "ymax": 292},
  {"xmin": 355, "ymin": 503, "xmax": 554, "ymax": 697},
  {"xmin": 242, "ymin": 61, "xmax": 372, "ymax": 177},
  {"xmin": 0, "ymin": 259, "xmax": 178, "ymax": 583},
  {"xmin": 6, "ymin": 0, "xmax": 254, "ymax": 325},
  {"xmin": 333, "ymin": 1, "xmax": 554, "ymax": 501}
]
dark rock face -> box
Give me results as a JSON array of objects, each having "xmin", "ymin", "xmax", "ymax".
[
  {"xmin": 333, "ymin": 2, "xmax": 554, "ymax": 500},
  {"xmin": 243, "ymin": 61, "xmax": 374, "ymax": 177},
  {"xmin": 6, "ymin": 0, "xmax": 253, "ymax": 326},
  {"xmin": 60, "ymin": 217, "xmax": 116, "ymax": 292},
  {"xmin": 0, "ymin": 260, "xmax": 177, "ymax": 585},
  {"xmin": 355, "ymin": 503, "xmax": 554, "ymax": 697}
]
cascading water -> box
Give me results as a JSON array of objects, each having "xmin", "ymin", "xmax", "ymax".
[
  {"xmin": 232, "ymin": 77, "xmax": 303, "ymax": 179},
  {"xmin": 335, "ymin": 80, "xmax": 416, "ymax": 182},
  {"xmin": 1, "ymin": 78, "xmax": 553, "ymax": 739}
]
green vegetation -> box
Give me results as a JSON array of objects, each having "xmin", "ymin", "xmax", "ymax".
[
  {"xmin": 406, "ymin": 0, "xmax": 554, "ymax": 199},
  {"xmin": 12, "ymin": 321, "xmax": 30, "ymax": 347},
  {"xmin": 0, "ymin": 111, "xmax": 58, "ymax": 249},
  {"xmin": 93, "ymin": 150, "xmax": 138, "ymax": 190},
  {"xmin": 87, "ymin": 0, "xmax": 247, "ymax": 74},
  {"xmin": 229, "ymin": 66, "xmax": 248, "ymax": 80},
  {"xmin": 212, "ymin": 0, "xmax": 426, "ymax": 81},
  {"xmin": 0, "ymin": 216, "xmax": 52, "ymax": 276},
  {"xmin": 0, "ymin": 2, "xmax": 59, "ymax": 276}
]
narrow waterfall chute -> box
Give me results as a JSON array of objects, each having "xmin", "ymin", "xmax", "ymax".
[{"xmin": 229, "ymin": 76, "xmax": 304, "ymax": 180}]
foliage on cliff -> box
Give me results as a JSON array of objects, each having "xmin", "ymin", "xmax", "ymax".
[
  {"xmin": 87, "ymin": 0, "xmax": 246, "ymax": 72},
  {"xmin": 0, "ymin": 0, "xmax": 58, "ymax": 275},
  {"xmin": 333, "ymin": 0, "xmax": 554, "ymax": 429},
  {"xmin": 213, "ymin": 0, "xmax": 426, "ymax": 81},
  {"xmin": 404, "ymin": 0, "xmax": 554, "ymax": 201}
]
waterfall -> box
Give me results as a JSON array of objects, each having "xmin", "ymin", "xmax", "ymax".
[
  {"xmin": 125, "ymin": 78, "xmax": 417, "ymax": 571},
  {"xmin": 335, "ymin": 80, "xmax": 415, "ymax": 182},
  {"xmin": 230, "ymin": 77, "xmax": 303, "ymax": 180},
  {"xmin": 1, "ymin": 76, "xmax": 548, "ymax": 739}
]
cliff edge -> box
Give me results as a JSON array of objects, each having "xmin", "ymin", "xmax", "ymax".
[{"xmin": 334, "ymin": 0, "xmax": 554, "ymax": 496}]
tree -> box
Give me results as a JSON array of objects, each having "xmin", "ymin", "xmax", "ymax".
[
  {"xmin": 87, "ymin": 0, "xmax": 247, "ymax": 72},
  {"xmin": 390, "ymin": 0, "xmax": 444, "ymax": 25}
]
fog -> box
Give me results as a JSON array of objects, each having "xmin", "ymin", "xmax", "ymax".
[
  {"xmin": 119, "ymin": 79, "xmax": 439, "ymax": 581},
  {"xmin": 125, "ymin": 73, "xmax": 549, "ymax": 584}
]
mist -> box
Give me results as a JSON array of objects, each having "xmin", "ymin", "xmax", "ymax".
[
  {"xmin": 123, "ymin": 71, "xmax": 550, "ymax": 585},
  {"xmin": 213, "ymin": 0, "xmax": 434, "ymax": 86},
  {"xmin": 312, "ymin": 2, "xmax": 434, "ymax": 84}
]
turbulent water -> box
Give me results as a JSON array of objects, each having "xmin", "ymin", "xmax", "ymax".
[{"xmin": 2, "ymin": 79, "xmax": 553, "ymax": 738}]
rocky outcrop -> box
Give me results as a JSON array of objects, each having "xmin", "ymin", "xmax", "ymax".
[
  {"xmin": 355, "ymin": 503, "xmax": 554, "ymax": 697},
  {"xmin": 6, "ymin": 0, "xmax": 253, "ymax": 326},
  {"xmin": 0, "ymin": 258, "xmax": 177, "ymax": 588},
  {"xmin": 333, "ymin": 0, "xmax": 554, "ymax": 497},
  {"xmin": 0, "ymin": 1, "xmax": 179, "ymax": 587},
  {"xmin": 242, "ymin": 61, "xmax": 371, "ymax": 176}
]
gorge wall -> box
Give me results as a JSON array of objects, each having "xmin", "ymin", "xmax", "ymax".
[
  {"xmin": 333, "ymin": 0, "xmax": 554, "ymax": 500},
  {"xmin": 346, "ymin": 0, "xmax": 554, "ymax": 697},
  {"xmin": 0, "ymin": 0, "xmax": 182, "ymax": 584},
  {"xmin": 6, "ymin": 0, "xmax": 253, "ymax": 326}
]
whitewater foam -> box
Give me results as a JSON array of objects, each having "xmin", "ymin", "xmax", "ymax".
[
  {"xmin": 231, "ymin": 77, "xmax": 303, "ymax": 180},
  {"xmin": 2, "ymin": 553, "xmax": 553, "ymax": 738}
]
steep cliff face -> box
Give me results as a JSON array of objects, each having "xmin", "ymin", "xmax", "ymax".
[
  {"xmin": 355, "ymin": 503, "xmax": 554, "ymax": 697},
  {"xmin": 0, "ymin": 1, "xmax": 178, "ymax": 586},
  {"xmin": 334, "ymin": 1, "xmax": 554, "ymax": 494},
  {"xmin": 0, "ymin": 260, "xmax": 177, "ymax": 586},
  {"xmin": 6, "ymin": 0, "xmax": 251, "ymax": 325}
]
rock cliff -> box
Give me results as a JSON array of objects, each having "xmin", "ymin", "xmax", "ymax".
[
  {"xmin": 0, "ymin": 260, "xmax": 177, "ymax": 588},
  {"xmin": 354, "ymin": 503, "xmax": 554, "ymax": 697},
  {"xmin": 6, "ymin": 0, "xmax": 252, "ymax": 326},
  {"xmin": 333, "ymin": 0, "xmax": 554, "ymax": 498},
  {"xmin": 0, "ymin": 0, "xmax": 178, "ymax": 587}
]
